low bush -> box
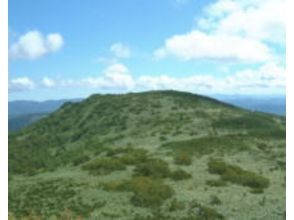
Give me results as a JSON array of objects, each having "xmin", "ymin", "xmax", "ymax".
[
  {"xmin": 208, "ymin": 159, "xmax": 270, "ymax": 191},
  {"xmin": 82, "ymin": 157, "xmax": 125, "ymax": 175},
  {"xmin": 118, "ymin": 148, "xmax": 149, "ymax": 165},
  {"xmin": 170, "ymin": 169, "xmax": 192, "ymax": 181},
  {"xmin": 133, "ymin": 159, "xmax": 171, "ymax": 178},
  {"xmin": 168, "ymin": 198, "xmax": 185, "ymax": 212},
  {"xmin": 101, "ymin": 179, "xmax": 131, "ymax": 192},
  {"xmin": 72, "ymin": 154, "xmax": 90, "ymax": 166},
  {"xmin": 189, "ymin": 200, "xmax": 224, "ymax": 220},
  {"xmin": 209, "ymin": 195, "xmax": 222, "ymax": 205},
  {"xmin": 130, "ymin": 177, "xmax": 174, "ymax": 207},
  {"xmin": 206, "ymin": 179, "xmax": 227, "ymax": 187},
  {"xmin": 174, "ymin": 152, "xmax": 192, "ymax": 165}
]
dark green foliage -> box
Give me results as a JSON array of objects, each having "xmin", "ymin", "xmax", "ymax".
[
  {"xmin": 168, "ymin": 198, "xmax": 185, "ymax": 211},
  {"xmin": 9, "ymin": 179, "xmax": 105, "ymax": 218},
  {"xmin": 130, "ymin": 177, "xmax": 174, "ymax": 207},
  {"xmin": 116, "ymin": 147, "xmax": 150, "ymax": 165},
  {"xmin": 206, "ymin": 179, "xmax": 227, "ymax": 187},
  {"xmin": 72, "ymin": 154, "xmax": 90, "ymax": 166},
  {"xmin": 208, "ymin": 159, "xmax": 270, "ymax": 191},
  {"xmin": 133, "ymin": 159, "xmax": 171, "ymax": 178},
  {"xmin": 101, "ymin": 179, "xmax": 131, "ymax": 192},
  {"xmin": 189, "ymin": 200, "xmax": 224, "ymax": 220},
  {"xmin": 82, "ymin": 157, "xmax": 126, "ymax": 175},
  {"xmin": 162, "ymin": 134, "xmax": 249, "ymax": 156},
  {"xmin": 174, "ymin": 152, "xmax": 192, "ymax": 165},
  {"xmin": 170, "ymin": 169, "xmax": 192, "ymax": 181},
  {"xmin": 210, "ymin": 195, "xmax": 222, "ymax": 205}
]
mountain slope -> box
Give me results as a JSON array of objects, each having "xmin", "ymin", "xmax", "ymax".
[{"xmin": 9, "ymin": 90, "xmax": 285, "ymax": 220}]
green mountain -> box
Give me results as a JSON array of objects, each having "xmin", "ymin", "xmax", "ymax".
[{"xmin": 9, "ymin": 90, "xmax": 286, "ymax": 220}]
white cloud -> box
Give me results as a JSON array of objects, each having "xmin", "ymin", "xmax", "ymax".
[
  {"xmin": 138, "ymin": 62, "xmax": 285, "ymax": 94},
  {"xmin": 9, "ymin": 30, "xmax": 64, "ymax": 60},
  {"xmin": 155, "ymin": 0, "xmax": 285, "ymax": 63},
  {"xmin": 110, "ymin": 43, "xmax": 131, "ymax": 58},
  {"xmin": 9, "ymin": 77, "xmax": 35, "ymax": 92},
  {"xmin": 42, "ymin": 77, "xmax": 56, "ymax": 88},
  {"xmin": 82, "ymin": 63, "xmax": 135, "ymax": 90},
  {"xmin": 12, "ymin": 61, "xmax": 284, "ymax": 95},
  {"xmin": 154, "ymin": 31, "xmax": 271, "ymax": 62},
  {"xmin": 202, "ymin": 0, "xmax": 285, "ymax": 44}
]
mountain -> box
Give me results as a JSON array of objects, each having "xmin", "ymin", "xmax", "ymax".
[
  {"xmin": 8, "ymin": 95, "xmax": 286, "ymax": 132},
  {"xmin": 8, "ymin": 90, "xmax": 285, "ymax": 220},
  {"xmin": 214, "ymin": 95, "xmax": 286, "ymax": 116},
  {"xmin": 8, "ymin": 99, "xmax": 82, "ymax": 132},
  {"xmin": 8, "ymin": 113, "xmax": 48, "ymax": 132}
]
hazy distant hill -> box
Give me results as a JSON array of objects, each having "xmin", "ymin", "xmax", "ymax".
[
  {"xmin": 8, "ymin": 99, "xmax": 82, "ymax": 132},
  {"xmin": 215, "ymin": 95, "xmax": 286, "ymax": 116},
  {"xmin": 9, "ymin": 90, "xmax": 285, "ymax": 219},
  {"xmin": 9, "ymin": 99, "xmax": 82, "ymax": 118}
]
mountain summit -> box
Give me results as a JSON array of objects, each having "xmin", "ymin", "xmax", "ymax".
[{"xmin": 9, "ymin": 90, "xmax": 285, "ymax": 219}]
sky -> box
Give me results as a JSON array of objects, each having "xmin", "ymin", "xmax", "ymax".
[{"xmin": 8, "ymin": 0, "xmax": 286, "ymax": 101}]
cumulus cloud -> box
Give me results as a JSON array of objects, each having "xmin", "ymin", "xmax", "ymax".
[
  {"xmin": 12, "ymin": 62, "xmax": 284, "ymax": 94},
  {"xmin": 9, "ymin": 30, "xmax": 64, "ymax": 60},
  {"xmin": 137, "ymin": 62, "xmax": 285, "ymax": 94},
  {"xmin": 155, "ymin": 0, "xmax": 285, "ymax": 63},
  {"xmin": 154, "ymin": 31, "xmax": 271, "ymax": 62},
  {"xmin": 42, "ymin": 77, "xmax": 56, "ymax": 88},
  {"xmin": 9, "ymin": 77, "xmax": 35, "ymax": 93},
  {"xmin": 81, "ymin": 63, "xmax": 135, "ymax": 90},
  {"xmin": 110, "ymin": 43, "xmax": 131, "ymax": 58}
]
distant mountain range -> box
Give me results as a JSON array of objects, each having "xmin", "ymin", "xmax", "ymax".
[
  {"xmin": 8, "ymin": 99, "xmax": 82, "ymax": 132},
  {"xmin": 214, "ymin": 95, "xmax": 286, "ymax": 116},
  {"xmin": 8, "ymin": 94, "xmax": 285, "ymax": 132}
]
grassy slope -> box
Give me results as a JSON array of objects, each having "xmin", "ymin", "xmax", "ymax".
[{"xmin": 9, "ymin": 90, "xmax": 286, "ymax": 220}]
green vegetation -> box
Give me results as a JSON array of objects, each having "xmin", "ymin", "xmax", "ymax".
[
  {"xmin": 9, "ymin": 179, "xmax": 106, "ymax": 218},
  {"xmin": 133, "ymin": 159, "xmax": 171, "ymax": 178},
  {"xmin": 131, "ymin": 177, "xmax": 174, "ymax": 207},
  {"xmin": 174, "ymin": 152, "xmax": 192, "ymax": 165},
  {"xmin": 161, "ymin": 134, "xmax": 249, "ymax": 156},
  {"xmin": 8, "ymin": 90, "xmax": 285, "ymax": 219},
  {"xmin": 82, "ymin": 157, "xmax": 126, "ymax": 175},
  {"xmin": 208, "ymin": 159, "xmax": 270, "ymax": 191},
  {"xmin": 170, "ymin": 169, "xmax": 192, "ymax": 181},
  {"xmin": 206, "ymin": 179, "xmax": 227, "ymax": 187}
]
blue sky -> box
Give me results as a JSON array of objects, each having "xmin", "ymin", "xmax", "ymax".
[{"xmin": 9, "ymin": 0, "xmax": 285, "ymax": 101}]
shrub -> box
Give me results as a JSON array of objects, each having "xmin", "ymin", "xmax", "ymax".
[
  {"xmin": 168, "ymin": 198, "xmax": 185, "ymax": 212},
  {"xmin": 133, "ymin": 159, "xmax": 171, "ymax": 178},
  {"xmin": 170, "ymin": 169, "xmax": 192, "ymax": 181},
  {"xmin": 209, "ymin": 195, "xmax": 222, "ymax": 205},
  {"xmin": 189, "ymin": 200, "xmax": 224, "ymax": 220},
  {"xmin": 130, "ymin": 177, "xmax": 174, "ymax": 207},
  {"xmin": 174, "ymin": 152, "xmax": 192, "ymax": 165},
  {"xmin": 72, "ymin": 154, "xmax": 90, "ymax": 166},
  {"xmin": 82, "ymin": 157, "xmax": 125, "ymax": 175},
  {"xmin": 207, "ymin": 159, "xmax": 270, "ymax": 191},
  {"xmin": 101, "ymin": 179, "xmax": 131, "ymax": 192},
  {"xmin": 206, "ymin": 179, "xmax": 227, "ymax": 187},
  {"xmin": 118, "ymin": 148, "xmax": 149, "ymax": 165}
]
